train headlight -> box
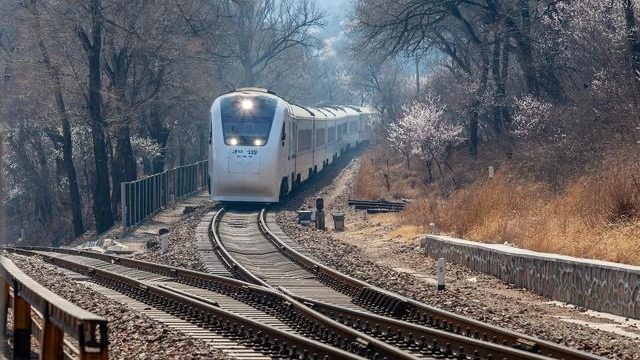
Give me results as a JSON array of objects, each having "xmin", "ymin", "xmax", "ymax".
[
  {"xmin": 241, "ymin": 99, "xmax": 253, "ymax": 111},
  {"xmin": 229, "ymin": 138, "xmax": 239, "ymax": 146},
  {"xmin": 254, "ymin": 139, "xmax": 264, "ymax": 146}
]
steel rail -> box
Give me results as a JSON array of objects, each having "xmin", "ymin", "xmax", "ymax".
[
  {"xmin": 13, "ymin": 246, "xmax": 551, "ymax": 360},
  {"xmin": 278, "ymin": 288, "xmax": 551, "ymax": 360},
  {"xmin": 13, "ymin": 247, "xmax": 556, "ymax": 359},
  {"xmin": 11, "ymin": 247, "xmax": 418, "ymax": 360},
  {"xmin": 13, "ymin": 248, "xmax": 364, "ymax": 360},
  {"xmin": 211, "ymin": 207, "xmax": 271, "ymax": 287},
  {"xmin": 210, "ymin": 209, "xmax": 567, "ymax": 359},
  {"xmin": 257, "ymin": 209, "xmax": 605, "ymax": 360}
]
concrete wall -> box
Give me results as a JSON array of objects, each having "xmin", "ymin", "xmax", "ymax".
[{"xmin": 421, "ymin": 235, "xmax": 640, "ymax": 319}]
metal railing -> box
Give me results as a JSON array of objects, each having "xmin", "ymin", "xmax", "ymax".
[
  {"xmin": 0, "ymin": 256, "xmax": 108, "ymax": 359},
  {"xmin": 121, "ymin": 160, "xmax": 208, "ymax": 232}
]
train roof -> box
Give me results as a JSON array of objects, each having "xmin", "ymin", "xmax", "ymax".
[{"xmin": 220, "ymin": 88, "xmax": 372, "ymax": 120}]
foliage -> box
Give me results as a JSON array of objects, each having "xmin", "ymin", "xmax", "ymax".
[
  {"xmin": 131, "ymin": 136, "xmax": 162, "ymax": 166},
  {"xmin": 388, "ymin": 96, "xmax": 461, "ymax": 166},
  {"xmin": 510, "ymin": 95, "xmax": 553, "ymax": 138}
]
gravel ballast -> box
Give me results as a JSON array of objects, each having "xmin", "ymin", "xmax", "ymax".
[
  {"xmin": 5, "ymin": 252, "xmax": 229, "ymax": 360},
  {"xmin": 132, "ymin": 204, "xmax": 215, "ymax": 272},
  {"xmin": 274, "ymin": 156, "xmax": 640, "ymax": 360}
]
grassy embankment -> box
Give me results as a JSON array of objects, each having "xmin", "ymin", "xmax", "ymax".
[{"xmin": 354, "ymin": 146, "xmax": 640, "ymax": 265}]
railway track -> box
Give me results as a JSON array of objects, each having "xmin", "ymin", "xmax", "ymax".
[
  {"xmin": 9, "ymin": 248, "xmax": 381, "ymax": 359},
  {"xmin": 5, "ymin": 206, "xmax": 604, "ymax": 359},
  {"xmin": 9, "ymin": 247, "xmax": 430, "ymax": 359},
  {"xmin": 210, "ymin": 206, "xmax": 603, "ymax": 360},
  {"xmin": 8, "ymin": 246, "xmax": 544, "ymax": 359}
]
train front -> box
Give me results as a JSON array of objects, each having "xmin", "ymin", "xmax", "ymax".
[{"xmin": 209, "ymin": 91, "xmax": 284, "ymax": 202}]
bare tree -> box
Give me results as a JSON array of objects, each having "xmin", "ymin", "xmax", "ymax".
[
  {"xmin": 75, "ymin": 0, "xmax": 114, "ymax": 233},
  {"xmin": 218, "ymin": 0, "xmax": 324, "ymax": 87},
  {"xmin": 21, "ymin": 0, "xmax": 85, "ymax": 237}
]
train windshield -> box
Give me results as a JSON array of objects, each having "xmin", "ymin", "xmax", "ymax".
[{"xmin": 220, "ymin": 96, "xmax": 277, "ymax": 146}]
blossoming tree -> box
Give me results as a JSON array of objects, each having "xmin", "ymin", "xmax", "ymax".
[{"xmin": 388, "ymin": 95, "xmax": 462, "ymax": 182}]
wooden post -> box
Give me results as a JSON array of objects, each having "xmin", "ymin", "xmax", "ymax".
[
  {"xmin": 0, "ymin": 280, "xmax": 8, "ymax": 335},
  {"xmin": 79, "ymin": 323, "xmax": 108, "ymax": 360},
  {"xmin": 13, "ymin": 293, "xmax": 32, "ymax": 360},
  {"xmin": 40, "ymin": 315, "xmax": 64, "ymax": 360}
]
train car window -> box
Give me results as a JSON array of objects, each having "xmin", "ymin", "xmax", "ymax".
[
  {"xmin": 297, "ymin": 129, "xmax": 312, "ymax": 152},
  {"xmin": 315, "ymin": 128, "xmax": 326, "ymax": 147},
  {"xmin": 337, "ymin": 124, "xmax": 344, "ymax": 141},
  {"xmin": 328, "ymin": 126, "xmax": 336, "ymax": 143},
  {"xmin": 220, "ymin": 96, "xmax": 277, "ymax": 146},
  {"xmin": 349, "ymin": 121, "xmax": 358, "ymax": 134}
]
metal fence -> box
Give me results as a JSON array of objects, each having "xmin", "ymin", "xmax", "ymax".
[{"xmin": 121, "ymin": 160, "xmax": 208, "ymax": 232}]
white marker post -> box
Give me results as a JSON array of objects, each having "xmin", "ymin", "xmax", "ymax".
[
  {"xmin": 437, "ymin": 258, "xmax": 445, "ymax": 290},
  {"xmin": 159, "ymin": 228, "xmax": 170, "ymax": 256},
  {"xmin": 161, "ymin": 236, "xmax": 169, "ymax": 255},
  {"xmin": 430, "ymin": 223, "xmax": 440, "ymax": 235},
  {"xmin": 488, "ymin": 165, "xmax": 495, "ymax": 178}
]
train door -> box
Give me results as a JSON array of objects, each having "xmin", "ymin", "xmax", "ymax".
[
  {"xmin": 289, "ymin": 119, "xmax": 298, "ymax": 189},
  {"xmin": 311, "ymin": 118, "xmax": 315, "ymax": 173}
]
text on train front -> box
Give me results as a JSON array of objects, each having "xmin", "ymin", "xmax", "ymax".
[{"xmin": 221, "ymin": 96, "xmax": 277, "ymax": 147}]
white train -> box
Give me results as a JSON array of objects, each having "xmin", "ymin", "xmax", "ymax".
[{"xmin": 208, "ymin": 88, "xmax": 371, "ymax": 202}]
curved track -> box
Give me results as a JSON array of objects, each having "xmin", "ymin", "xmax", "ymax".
[
  {"xmin": 210, "ymin": 206, "xmax": 604, "ymax": 360},
  {"xmin": 10, "ymin": 247, "xmax": 421, "ymax": 360},
  {"xmin": 6, "ymin": 206, "xmax": 606, "ymax": 360}
]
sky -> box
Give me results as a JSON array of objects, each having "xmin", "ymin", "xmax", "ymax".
[{"xmin": 316, "ymin": 0, "xmax": 353, "ymax": 59}]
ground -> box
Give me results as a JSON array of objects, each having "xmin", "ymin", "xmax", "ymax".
[
  {"xmin": 275, "ymin": 155, "xmax": 640, "ymax": 359},
  {"xmin": 5, "ymin": 150, "xmax": 640, "ymax": 359}
]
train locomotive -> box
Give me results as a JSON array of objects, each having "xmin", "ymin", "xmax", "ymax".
[{"xmin": 208, "ymin": 88, "xmax": 371, "ymax": 202}]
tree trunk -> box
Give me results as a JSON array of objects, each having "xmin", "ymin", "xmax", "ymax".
[
  {"xmin": 111, "ymin": 124, "xmax": 137, "ymax": 217},
  {"xmin": 500, "ymin": 41, "xmax": 511, "ymax": 126},
  {"xmin": 491, "ymin": 34, "xmax": 504, "ymax": 134},
  {"xmin": 501, "ymin": 1, "xmax": 539, "ymax": 96},
  {"xmin": 468, "ymin": 105, "xmax": 479, "ymax": 158},
  {"xmin": 425, "ymin": 160, "xmax": 433, "ymax": 183},
  {"xmin": 469, "ymin": 43, "xmax": 489, "ymax": 159},
  {"xmin": 62, "ymin": 110, "xmax": 85, "ymax": 237},
  {"xmin": 624, "ymin": 0, "xmax": 640, "ymax": 89},
  {"xmin": 30, "ymin": 1, "xmax": 85, "ymax": 237},
  {"xmin": 148, "ymin": 107, "xmax": 171, "ymax": 173},
  {"xmin": 415, "ymin": 55, "xmax": 420, "ymax": 98},
  {"xmin": 82, "ymin": 0, "xmax": 114, "ymax": 233},
  {"xmin": 242, "ymin": 62, "xmax": 256, "ymax": 87},
  {"xmin": 32, "ymin": 135, "xmax": 53, "ymax": 228}
]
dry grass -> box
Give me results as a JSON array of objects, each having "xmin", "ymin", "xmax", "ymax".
[
  {"xmin": 360, "ymin": 147, "xmax": 640, "ymax": 265},
  {"xmin": 355, "ymin": 148, "xmax": 424, "ymax": 200}
]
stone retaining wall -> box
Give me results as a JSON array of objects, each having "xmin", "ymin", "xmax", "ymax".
[{"xmin": 421, "ymin": 235, "xmax": 640, "ymax": 319}]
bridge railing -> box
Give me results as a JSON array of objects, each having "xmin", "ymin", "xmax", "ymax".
[
  {"xmin": 121, "ymin": 160, "xmax": 208, "ymax": 233},
  {"xmin": 0, "ymin": 256, "xmax": 108, "ymax": 359}
]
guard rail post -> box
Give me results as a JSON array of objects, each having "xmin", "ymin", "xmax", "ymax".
[
  {"xmin": 1, "ymin": 278, "xmax": 8, "ymax": 335},
  {"xmin": 13, "ymin": 284, "xmax": 32, "ymax": 359},
  {"xmin": 41, "ymin": 308, "xmax": 64, "ymax": 360}
]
